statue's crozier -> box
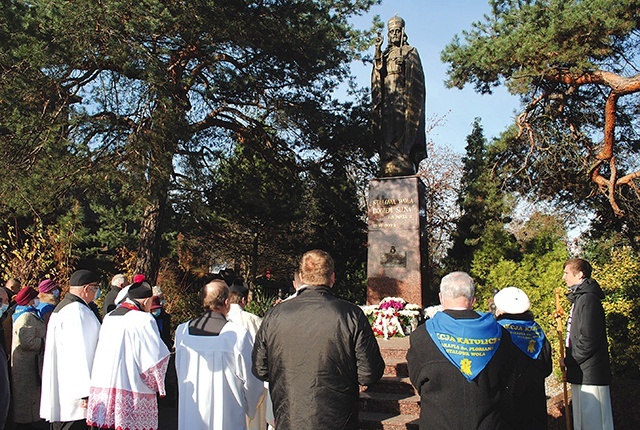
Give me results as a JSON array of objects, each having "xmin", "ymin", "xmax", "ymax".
[{"xmin": 371, "ymin": 16, "xmax": 427, "ymax": 177}]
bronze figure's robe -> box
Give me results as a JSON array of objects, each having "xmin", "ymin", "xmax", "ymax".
[{"xmin": 372, "ymin": 19, "xmax": 426, "ymax": 177}]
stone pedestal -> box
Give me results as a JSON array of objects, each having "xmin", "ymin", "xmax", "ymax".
[{"xmin": 366, "ymin": 176, "xmax": 428, "ymax": 307}]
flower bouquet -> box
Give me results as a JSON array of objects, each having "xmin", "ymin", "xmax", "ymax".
[{"xmin": 361, "ymin": 297, "xmax": 422, "ymax": 339}]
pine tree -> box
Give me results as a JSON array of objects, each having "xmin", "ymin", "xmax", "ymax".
[
  {"xmin": 0, "ymin": 0, "xmax": 380, "ymax": 281},
  {"xmin": 446, "ymin": 119, "xmax": 491, "ymax": 272},
  {"xmin": 441, "ymin": 0, "xmax": 640, "ymax": 223}
]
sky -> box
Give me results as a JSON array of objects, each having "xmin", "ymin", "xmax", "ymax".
[{"xmin": 347, "ymin": 0, "xmax": 521, "ymax": 154}]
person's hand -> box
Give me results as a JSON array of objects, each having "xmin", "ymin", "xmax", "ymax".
[
  {"xmin": 559, "ymin": 357, "xmax": 566, "ymax": 370},
  {"xmin": 375, "ymin": 32, "xmax": 383, "ymax": 50}
]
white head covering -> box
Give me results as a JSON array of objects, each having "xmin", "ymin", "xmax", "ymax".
[{"xmin": 494, "ymin": 287, "xmax": 530, "ymax": 315}]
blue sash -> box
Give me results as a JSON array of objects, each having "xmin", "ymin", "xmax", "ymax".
[
  {"xmin": 13, "ymin": 305, "xmax": 38, "ymax": 322},
  {"xmin": 36, "ymin": 302, "xmax": 55, "ymax": 320},
  {"xmin": 426, "ymin": 311, "xmax": 502, "ymax": 381},
  {"xmin": 497, "ymin": 318, "xmax": 545, "ymax": 359}
]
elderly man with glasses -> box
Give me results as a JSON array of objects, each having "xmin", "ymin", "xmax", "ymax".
[{"xmin": 40, "ymin": 269, "xmax": 102, "ymax": 430}]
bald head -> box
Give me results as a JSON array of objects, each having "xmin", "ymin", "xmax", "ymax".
[{"xmin": 203, "ymin": 280, "xmax": 230, "ymax": 313}]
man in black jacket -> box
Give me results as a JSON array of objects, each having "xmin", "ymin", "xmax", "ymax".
[
  {"xmin": 562, "ymin": 258, "xmax": 614, "ymax": 430},
  {"xmin": 406, "ymin": 271, "xmax": 514, "ymax": 429},
  {"xmin": 252, "ymin": 249, "xmax": 385, "ymax": 430}
]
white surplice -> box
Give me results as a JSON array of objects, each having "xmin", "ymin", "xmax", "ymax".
[
  {"xmin": 87, "ymin": 306, "xmax": 170, "ymax": 430},
  {"xmin": 227, "ymin": 304, "xmax": 273, "ymax": 430},
  {"xmin": 227, "ymin": 304, "xmax": 262, "ymax": 339},
  {"xmin": 175, "ymin": 320, "xmax": 265, "ymax": 430},
  {"xmin": 40, "ymin": 296, "xmax": 101, "ymax": 423}
]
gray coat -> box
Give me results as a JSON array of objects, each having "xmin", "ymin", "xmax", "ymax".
[{"xmin": 11, "ymin": 310, "xmax": 46, "ymax": 423}]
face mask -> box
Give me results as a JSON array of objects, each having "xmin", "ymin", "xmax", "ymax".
[
  {"xmin": 52, "ymin": 289, "xmax": 60, "ymax": 299},
  {"xmin": 160, "ymin": 299, "xmax": 166, "ymax": 307},
  {"xmin": 0, "ymin": 303, "xmax": 8, "ymax": 318},
  {"xmin": 33, "ymin": 298, "xmax": 40, "ymax": 307},
  {"xmin": 94, "ymin": 288, "xmax": 102, "ymax": 300},
  {"xmin": 151, "ymin": 309, "xmax": 161, "ymax": 318}
]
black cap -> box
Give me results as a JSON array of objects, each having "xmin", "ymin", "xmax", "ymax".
[
  {"xmin": 69, "ymin": 269, "xmax": 100, "ymax": 287},
  {"xmin": 230, "ymin": 278, "xmax": 249, "ymax": 296},
  {"xmin": 127, "ymin": 281, "xmax": 153, "ymax": 299}
]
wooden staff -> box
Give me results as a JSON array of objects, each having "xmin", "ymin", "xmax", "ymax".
[{"xmin": 554, "ymin": 288, "xmax": 572, "ymax": 430}]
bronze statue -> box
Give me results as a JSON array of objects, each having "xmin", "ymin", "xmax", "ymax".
[{"xmin": 372, "ymin": 16, "xmax": 427, "ymax": 177}]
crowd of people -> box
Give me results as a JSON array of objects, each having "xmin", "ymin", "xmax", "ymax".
[{"xmin": 0, "ymin": 254, "xmax": 614, "ymax": 430}]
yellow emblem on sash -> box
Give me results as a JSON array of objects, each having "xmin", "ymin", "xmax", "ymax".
[{"xmin": 460, "ymin": 358, "xmax": 472, "ymax": 376}]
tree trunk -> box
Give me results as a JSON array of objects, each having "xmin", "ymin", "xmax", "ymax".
[
  {"xmin": 135, "ymin": 199, "xmax": 165, "ymax": 284},
  {"xmin": 132, "ymin": 89, "xmax": 184, "ymax": 284},
  {"xmin": 250, "ymin": 230, "xmax": 259, "ymax": 285}
]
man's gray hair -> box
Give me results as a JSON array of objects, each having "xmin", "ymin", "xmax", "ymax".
[
  {"xmin": 440, "ymin": 272, "xmax": 475, "ymax": 301},
  {"xmin": 111, "ymin": 274, "xmax": 127, "ymax": 288}
]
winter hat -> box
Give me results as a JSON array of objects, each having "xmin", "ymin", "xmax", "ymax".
[
  {"xmin": 150, "ymin": 296, "xmax": 163, "ymax": 310},
  {"xmin": 69, "ymin": 269, "xmax": 100, "ymax": 287},
  {"xmin": 38, "ymin": 279, "xmax": 58, "ymax": 294},
  {"xmin": 15, "ymin": 287, "xmax": 39, "ymax": 306},
  {"xmin": 494, "ymin": 287, "xmax": 531, "ymax": 315}
]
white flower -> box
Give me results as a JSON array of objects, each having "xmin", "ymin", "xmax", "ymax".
[
  {"xmin": 424, "ymin": 305, "xmax": 443, "ymax": 319},
  {"xmin": 360, "ymin": 305, "xmax": 378, "ymax": 316},
  {"xmin": 364, "ymin": 297, "xmax": 426, "ymax": 338}
]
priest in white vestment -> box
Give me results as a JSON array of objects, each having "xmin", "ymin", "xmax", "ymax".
[
  {"xmin": 40, "ymin": 269, "xmax": 102, "ymax": 430},
  {"xmin": 227, "ymin": 279, "xmax": 272, "ymax": 430},
  {"xmin": 87, "ymin": 281, "xmax": 170, "ymax": 430},
  {"xmin": 227, "ymin": 279, "xmax": 262, "ymax": 339},
  {"xmin": 175, "ymin": 279, "xmax": 265, "ymax": 430}
]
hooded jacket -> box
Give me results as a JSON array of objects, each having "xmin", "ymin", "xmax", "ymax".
[
  {"xmin": 251, "ymin": 285, "xmax": 384, "ymax": 430},
  {"xmin": 565, "ymin": 278, "xmax": 611, "ymax": 385}
]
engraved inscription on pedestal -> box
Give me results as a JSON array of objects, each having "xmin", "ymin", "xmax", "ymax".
[{"xmin": 366, "ymin": 176, "xmax": 428, "ymax": 307}]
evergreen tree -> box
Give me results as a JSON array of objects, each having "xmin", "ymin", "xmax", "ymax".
[
  {"xmin": 441, "ymin": 0, "xmax": 640, "ymax": 226},
  {"xmin": 0, "ymin": 0, "xmax": 381, "ymax": 281},
  {"xmin": 446, "ymin": 118, "xmax": 510, "ymax": 273}
]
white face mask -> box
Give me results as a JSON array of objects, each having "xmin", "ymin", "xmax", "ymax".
[
  {"xmin": 0, "ymin": 303, "xmax": 8, "ymax": 318},
  {"xmin": 33, "ymin": 298, "xmax": 40, "ymax": 307}
]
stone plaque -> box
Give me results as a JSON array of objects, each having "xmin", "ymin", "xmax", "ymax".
[{"xmin": 367, "ymin": 176, "xmax": 428, "ymax": 307}]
